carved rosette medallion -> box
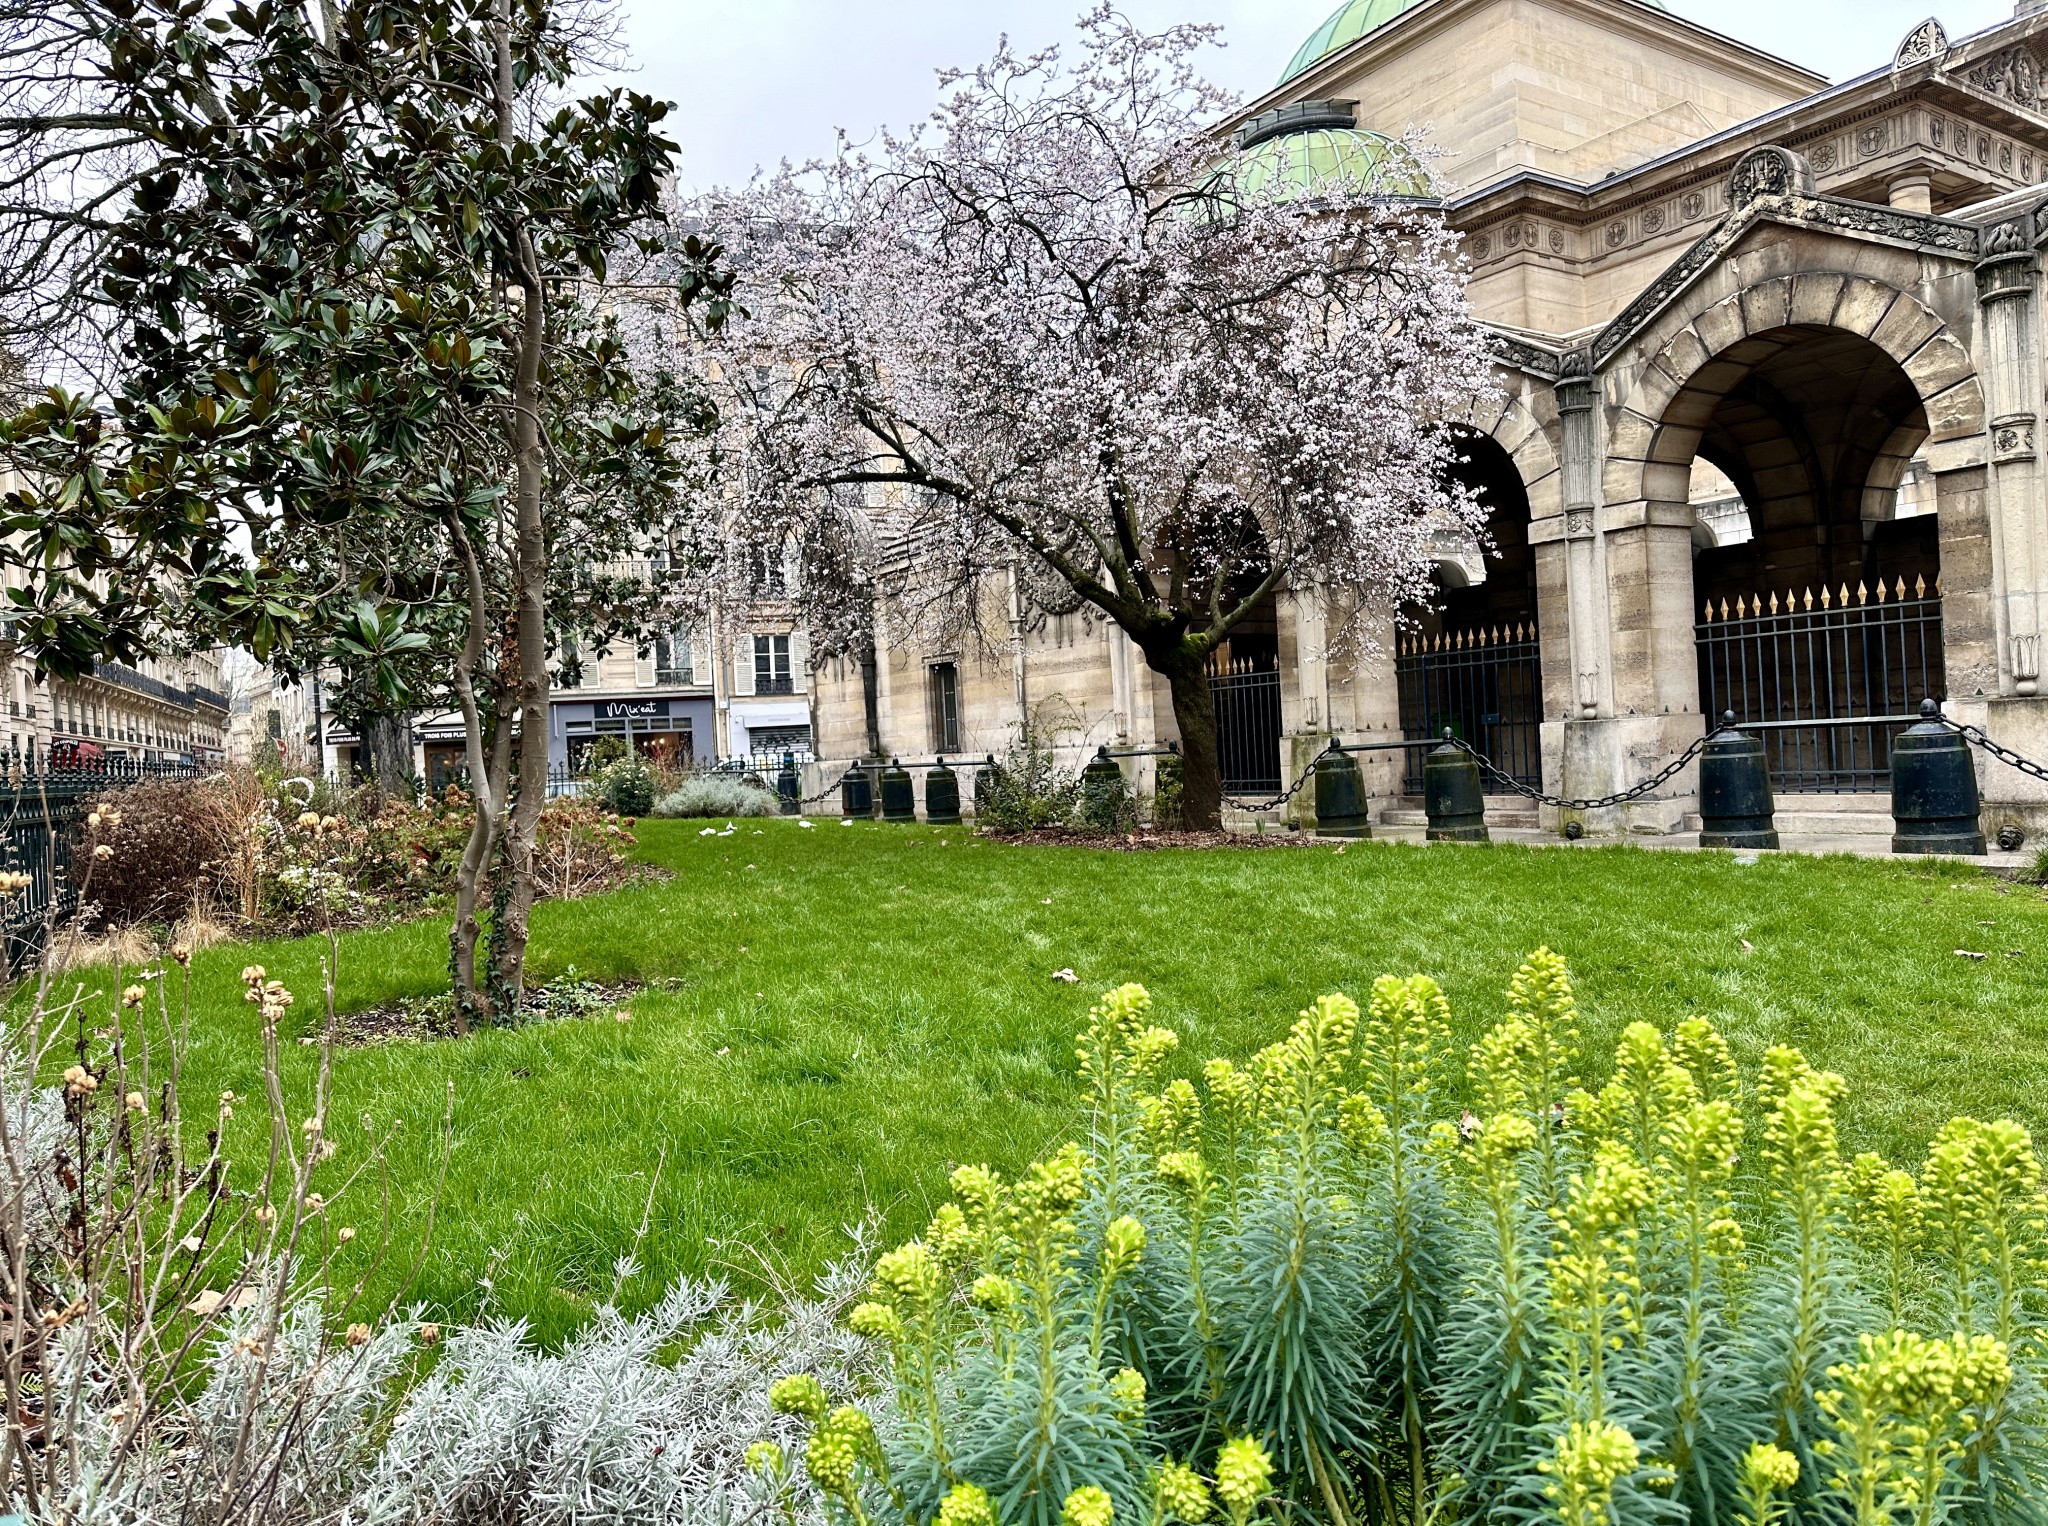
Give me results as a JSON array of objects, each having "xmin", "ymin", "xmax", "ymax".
[
  {"xmin": 1994, "ymin": 416, "xmax": 2038, "ymax": 461},
  {"xmin": 1565, "ymin": 508, "xmax": 1595, "ymax": 539}
]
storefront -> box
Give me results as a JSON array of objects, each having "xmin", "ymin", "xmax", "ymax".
[{"xmin": 551, "ymin": 696, "xmax": 717, "ymax": 770}]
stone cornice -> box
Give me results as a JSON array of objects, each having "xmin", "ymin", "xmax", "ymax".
[
  {"xmin": 1220, "ymin": 0, "xmax": 1823, "ymax": 142},
  {"xmin": 1589, "ymin": 190, "xmax": 1984, "ymax": 368}
]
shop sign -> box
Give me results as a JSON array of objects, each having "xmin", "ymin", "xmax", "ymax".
[{"xmin": 598, "ymin": 700, "xmax": 671, "ymax": 721}]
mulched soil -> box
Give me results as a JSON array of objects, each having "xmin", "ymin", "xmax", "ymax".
[{"xmin": 315, "ymin": 974, "xmax": 677, "ymax": 1047}]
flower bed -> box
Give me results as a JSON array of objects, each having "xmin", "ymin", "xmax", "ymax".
[{"xmin": 72, "ymin": 768, "xmax": 648, "ymax": 937}]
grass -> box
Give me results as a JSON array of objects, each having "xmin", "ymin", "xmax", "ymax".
[{"xmin": 32, "ymin": 820, "xmax": 2048, "ymax": 1344}]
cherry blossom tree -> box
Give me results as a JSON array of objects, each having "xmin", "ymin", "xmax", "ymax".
[{"xmin": 699, "ymin": 7, "xmax": 1498, "ymax": 830}]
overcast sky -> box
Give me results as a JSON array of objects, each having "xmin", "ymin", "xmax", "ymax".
[{"xmin": 603, "ymin": 0, "xmax": 2018, "ymax": 192}]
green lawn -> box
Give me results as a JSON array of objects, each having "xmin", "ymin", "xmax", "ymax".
[{"xmin": 38, "ymin": 820, "xmax": 2048, "ymax": 1344}]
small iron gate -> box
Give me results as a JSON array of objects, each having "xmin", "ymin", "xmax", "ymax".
[
  {"xmin": 1397, "ymin": 625, "xmax": 1543, "ymax": 793},
  {"xmin": 1210, "ymin": 658, "xmax": 1283, "ymax": 795},
  {"xmin": 1695, "ymin": 578, "xmax": 1943, "ymax": 791}
]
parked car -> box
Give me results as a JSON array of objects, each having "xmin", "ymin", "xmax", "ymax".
[{"xmin": 48, "ymin": 740, "xmax": 105, "ymax": 770}]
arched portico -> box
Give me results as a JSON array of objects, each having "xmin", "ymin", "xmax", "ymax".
[
  {"xmin": 1396, "ymin": 428, "xmax": 1547, "ymax": 788},
  {"xmin": 1571, "ymin": 243, "xmax": 1993, "ymax": 821}
]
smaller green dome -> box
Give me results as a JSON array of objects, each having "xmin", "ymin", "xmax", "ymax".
[
  {"xmin": 1223, "ymin": 125, "xmax": 1435, "ymax": 203},
  {"xmin": 1280, "ymin": 0, "xmax": 1667, "ymax": 83}
]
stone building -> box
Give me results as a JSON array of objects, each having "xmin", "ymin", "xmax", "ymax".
[
  {"xmin": 0, "ymin": 546, "xmax": 230, "ymax": 768},
  {"xmin": 809, "ymin": 0, "xmax": 2048, "ymax": 840}
]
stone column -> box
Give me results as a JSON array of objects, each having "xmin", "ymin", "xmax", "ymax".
[
  {"xmin": 1559, "ymin": 357, "xmax": 1704, "ymax": 837},
  {"xmin": 1556, "ymin": 369, "xmax": 1608, "ymax": 724},
  {"xmin": 1976, "ymin": 228, "xmax": 2043, "ymax": 697},
  {"xmin": 1971, "ymin": 221, "xmax": 2048, "ymax": 840},
  {"xmin": 1888, "ymin": 173, "xmax": 1934, "ymax": 215}
]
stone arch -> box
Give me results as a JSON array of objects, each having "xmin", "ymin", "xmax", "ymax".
[
  {"xmin": 1593, "ymin": 266, "xmax": 1979, "ymax": 761},
  {"xmin": 1456, "ymin": 381, "xmax": 1564, "ymax": 522},
  {"xmin": 1605, "ymin": 271, "xmax": 1985, "ymax": 516}
]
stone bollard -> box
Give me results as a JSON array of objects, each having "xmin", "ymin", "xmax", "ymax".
[
  {"xmin": 879, "ymin": 759, "xmax": 918, "ymax": 822},
  {"xmin": 1423, "ymin": 733, "xmax": 1489, "ymax": 842},
  {"xmin": 925, "ymin": 759, "xmax": 962, "ymax": 825},
  {"xmin": 1312, "ymin": 749, "xmax": 1372, "ymax": 838},
  {"xmin": 1891, "ymin": 700, "xmax": 1985, "ymax": 855},
  {"xmin": 1697, "ymin": 713, "xmax": 1778, "ymax": 850},
  {"xmin": 840, "ymin": 763, "xmax": 874, "ymax": 820}
]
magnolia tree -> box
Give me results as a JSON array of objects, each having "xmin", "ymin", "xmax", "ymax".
[
  {"xmin": 0, "ymin": 0, "xmax": 727, "ymax": 1024},
  {"xmin": 699, "ymin": 8, "xmax": 1498, "ymax": 829}
]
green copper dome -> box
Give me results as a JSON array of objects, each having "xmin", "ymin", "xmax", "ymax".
[
  {"xmin": 1280, "ymin": 0, "xmax": 1666, "ymax": 83},
  {"xmin": 1225, "ymin": 124, "xmax": 1435, "ymax": 202}
]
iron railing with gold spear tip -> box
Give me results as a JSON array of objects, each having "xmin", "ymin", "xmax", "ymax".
[
  {"xmin": 1695, "ymin": 575, "xmax": 1944, "ymax": 791},
  {"xmin": 1396, "ymin": 620, "xmax": 1543, "ymax": 792}
]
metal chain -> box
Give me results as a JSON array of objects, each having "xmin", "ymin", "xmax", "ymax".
[
  {"xmin": 799, "ymin": 764, "xmax": 863, "ymax": 807},
  {"xmin": 1942, "ymin": 720, "xmax": 2048, "ymax": 787},
  {"xmin": 1223, "ymin": 743, "xmax": 1338, "ymax": 813},
  {"xmin": 1447, "ymin": 731, "xmax": 1712, "ymax": 812}
]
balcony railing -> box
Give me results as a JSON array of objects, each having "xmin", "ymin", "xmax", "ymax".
[{"xmin": 93, "ymin": 661, "xmax": 198, "ymax": 711}]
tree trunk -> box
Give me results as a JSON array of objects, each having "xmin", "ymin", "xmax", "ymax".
[
  {"xmin": 491, "ymin": 240, "xmax": 549, "ymax": 1010},
  {"xmin": 484, "ymin": 0, "xmax": 549, "ymax": 1013},
  {"xmin": 1157, "ymin": 650, "xmax": 1224, "ymax": 832},
  {"xmin": 361, "ymin": 711, "xmax": 413, "ymax": 795}
]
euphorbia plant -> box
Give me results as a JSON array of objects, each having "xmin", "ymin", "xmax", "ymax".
[{"xmin": 761, "ymin": 951, "xmax": 2048, "ymax": 1526}]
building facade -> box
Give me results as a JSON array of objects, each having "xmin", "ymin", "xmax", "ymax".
[
  {"xmin": 812, "ymin": 0, "xmax": 2048, "ymax": 839},
  {"xmin": 0, "ymin": 586, "xmax": 229, "ymax": 768},
  {"xmin": 259, "ymin": 603, "xmax": 813, "ymax": 787}
]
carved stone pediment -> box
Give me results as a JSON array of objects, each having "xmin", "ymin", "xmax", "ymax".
[
  {"xmin": 1894, "ymin": 18, "xmax": 1948, "ymax": 71},
  {"xmin": 1727, "ymin": 147, "xmax": 1815, "ymax": 208},
  {"xmin": 1964, "ymin": 45, "xmax": 2042, "ymax": 107}
]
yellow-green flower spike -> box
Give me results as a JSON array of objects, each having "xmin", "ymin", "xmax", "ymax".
[
  {"xmin": 970, "ymin": 1272, "xmax": 1018, "ymax": 1313},
  {"xmin": 848, "ymin": 1302, "xmax": 905, "ymax": 1342},
  {"xmin": 939, "ymin": 1482, "xmax": 998, "ymax": 1526},
  {"xmin": 1157, "ymin": 1460, "xmax": 1213, "ymax": 1523},
  {"xmin": 769, "ymin": 1373, "xmax": 829, "ymax": 1423},
  {"xmin": 1110, "ymin": 1365, "xmax": 1146, "ymax": 1420},
  {"xmin": 1740, "ymin": 1440, "xmax": 1799, "ymax": 1495},
  {"xmin": 1537, "ymin": 1420, "xmax": 1639, "ymax": 1526},
  {"xmin": 1061, "ymin": 1485, "xmax": 1115, "ymax": 1526},
  {"xmin": 1214, "ymin": 1436, "xmax": 1273, "ymax": 1522}
]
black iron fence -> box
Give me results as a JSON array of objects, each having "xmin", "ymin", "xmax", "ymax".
[
  {"xmin": 1397, "ymin": 625, "xmax": 1543, "ymax": 793},
  {"xmin": 1209, "ymin": 659, "xmax": 1283, "ymax": 795},
  {"xmin": 0, "ymin": 748, "xmax": 205, "ymax": 973},
  {"xmin": 544, "ymin": 749, "xmax": 816, "ymax": 799},
  {"xmin": 1695, "ymin": 579, "xmax": 1943, "ymax": 791}
]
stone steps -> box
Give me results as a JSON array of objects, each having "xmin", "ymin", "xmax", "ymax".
[
  {"xmin": 1683, "ymin": 794, "xmax": 1895, "ymax": 839},
  {"xmin": 1380, "ymin": 797, "xmax": 1542, "ymax": 831}
]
